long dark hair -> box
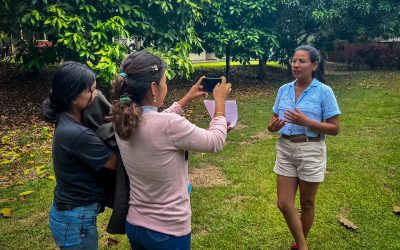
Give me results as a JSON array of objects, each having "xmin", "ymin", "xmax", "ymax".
[
  {"xmin": 295, "ymin": 45, "xmax": 325, "ymax": 83},
  {"xmin": 41, "ymin": 61, "xmax": 96, "ymax": 123},
  {"xmin": 111, "ymin": 51, "xmax": 166, "ymax": 140}
]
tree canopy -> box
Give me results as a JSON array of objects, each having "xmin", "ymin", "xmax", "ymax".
[
  {"xmin": 196, "ymin": 0, "xmax": 279, "ymax": 79},
  {"xmin": 197, "ymin": 0, "xmax": 400, "ymax": 79},
  {"xmin": 0, "ymin": 0, "xmax": 206, "ymax": 83},
  {"xmin": 270, "ymin": 0, "xmax": 400, "ymax": 64},
  {"xmin": 1, "ymin": 0, "xmax": 399, "ymax": 83}
]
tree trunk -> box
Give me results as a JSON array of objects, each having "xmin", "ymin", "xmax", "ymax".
[
  {"xmin": 318, "ymin": 53, "xmax": 326, "ymax": 82},
  {"xmin": 257, "ymin": 56, "xmax": 268, "ymax": 80},
  {"xmin": 320, "ymin": 56, "xmax": 325, "ymax": 74},
  {"xmin": 286, "ymin": 60, "xmax": 292, "ymax": 76},
  {"xmin": 225, "ymin": 42, "xmax": 231, "ymax": 81},
  {"xmin": 287, "ymin": 47, "xmax": 295, "ymax": 76}
]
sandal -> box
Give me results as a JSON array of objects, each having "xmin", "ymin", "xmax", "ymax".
[{"xmin": 290, "ymin": 244, "xmax": 299, "ymax": 250}]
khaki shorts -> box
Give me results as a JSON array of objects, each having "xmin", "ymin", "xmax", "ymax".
[{"xmin": 274, "ymin": 138, "xmax": 327, "ymax": 182}]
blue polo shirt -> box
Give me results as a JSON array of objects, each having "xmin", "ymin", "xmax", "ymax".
[{"xmin": 272, "ymin": 78, "xmax": 341, "ymax": 138}]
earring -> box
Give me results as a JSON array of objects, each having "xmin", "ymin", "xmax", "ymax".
[
  {"xmin": 153, "ymin": 96, "xmax": 157, "ymax": 103},
  {"xmin": 74, "ymin": 100, "xmax": 77, "ymax": 105}
]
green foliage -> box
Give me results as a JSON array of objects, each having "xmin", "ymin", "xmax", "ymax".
[
  {"xmin": 271, "ymin": 0, "xmax": 400, "ymax": 64},
  {"xmin": 1, "ymin": 0, "xmax": 400, "ymax": 83},
  {"xmin": 196, "ymin": 0, "xmax": 400, "ymax": 75},
  {"xmin": 0, "ymin": 0, "xmax": 206, "ymax": 84},
  {"xmin": 14, "ymin": 40, "xmax": 59, "ymax": 73},
  {"xmin": 328, "ymin": 0, "xmax": 400, "ymax": 42},
  {"xmin": 198, "ymin": 0, "xmax": 279, "ymax": 64},
  {"xmin": 196, "ymin": 0, "xmax": 281, "ymax": 79},
  {"xmin": 148, "ymin": 42, "xmax": 195, "ymax": 79}
]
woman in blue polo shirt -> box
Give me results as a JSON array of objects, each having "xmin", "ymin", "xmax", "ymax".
[{"xmin": 267, "ymin": 45, "xmax": 341, "ymax": 250}]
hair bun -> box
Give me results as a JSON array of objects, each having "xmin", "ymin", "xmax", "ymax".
[{"xmin": 41, "ymin": 97, "xmax": 58, "ymax": 124}]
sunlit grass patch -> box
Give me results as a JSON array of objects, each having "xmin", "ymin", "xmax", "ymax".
[{"xmin": 0, "ymin": 125, "xmax": 53, "ymax": 188}]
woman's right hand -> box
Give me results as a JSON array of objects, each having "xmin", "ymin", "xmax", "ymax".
[
  {"xmin": 178, "ymin": 76, "xmax": 208, "ymax": 108},
  {"xmin": 267, "ymin": 116, "xmax": 285, "ymax": 132},
  {"xmin": 213, "ymin": 76, "xmax": 232, "ymax": 102}
]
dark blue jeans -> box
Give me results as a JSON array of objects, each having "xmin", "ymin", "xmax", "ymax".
[
  {"xmin": 126, "ymin": 222, "xmax": 191, "ymax": 250},
  {"xmin": 49, "ymin": 203, "xmax": 101, "ymax": 249}
]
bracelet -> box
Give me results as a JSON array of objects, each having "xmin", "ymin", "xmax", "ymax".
[{"xmin": 215, "ymin": 111, "xmax": 225, "ymax": 117}]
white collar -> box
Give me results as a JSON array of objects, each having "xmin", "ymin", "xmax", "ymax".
[{"xmin": 142, "ymin": 106, "xmax": 158, "ymax": 113}]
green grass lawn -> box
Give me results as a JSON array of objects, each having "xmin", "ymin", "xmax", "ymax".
[{"xmin": 1, "ymin": 70, "xmax": 399, "ymax": 249}]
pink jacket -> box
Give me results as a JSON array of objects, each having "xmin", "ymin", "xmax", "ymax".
[{"xmin": 116, "ymin": 102, "xmax": 227, "ymax": 236}]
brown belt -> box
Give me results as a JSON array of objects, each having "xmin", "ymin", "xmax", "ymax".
[{"xmin": 281, "ymin": 134, "xmax": 320, "ymax": 143}]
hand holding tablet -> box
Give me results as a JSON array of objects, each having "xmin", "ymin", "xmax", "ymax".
[{"xmin": 204, "ymin": 100, "xmax": 238, "ymax": 129}]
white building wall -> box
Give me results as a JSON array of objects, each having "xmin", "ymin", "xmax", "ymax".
[{"xmin": 189, "ymin": 51, "xmax": 220, "ymax": 61}]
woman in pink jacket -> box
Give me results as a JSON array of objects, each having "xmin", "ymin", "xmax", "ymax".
[{"xmin": 111, "ymin": 51, "xmax": 232, "ymax": 250}]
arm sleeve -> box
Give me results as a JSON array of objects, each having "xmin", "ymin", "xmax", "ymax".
[
  {"xmin": 70, "ymin": 130, "xmax": 113, "ymax": 171},
  {"xmin": 162, "ymin": 102, "xmax": 184, "ymax": 115},
  {"xmin": 322, "ymin": 87, "xmax": 341, "ymax": 120},
  {"xmin": 166, "ymin": 115, "xmax": 227, "ymax": 153},
  {"xmin": 272, "ymin": 87, "xmax": 283, "ymax": 114}
]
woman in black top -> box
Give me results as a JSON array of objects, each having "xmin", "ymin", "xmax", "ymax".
[{"xmin": 42, "ymin": 62, "xmax": 116, "ymax": 249}]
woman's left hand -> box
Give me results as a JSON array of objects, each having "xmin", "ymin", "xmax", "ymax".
[
  {"xmin": 227, "ymin": 121, "xmax": 234, "ymax": 132},
  {"xmin": 178, "ymin": 76, "xmax": 208, "ymax": 107},
  {"xmin": 284, "ymin": 107, "xmax": 311, "ymax": 126}
]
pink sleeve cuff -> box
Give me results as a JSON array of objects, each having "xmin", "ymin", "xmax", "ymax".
[{"xmin": 163, "ymin": 102, "xmax": 184, "ymax": 115}]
